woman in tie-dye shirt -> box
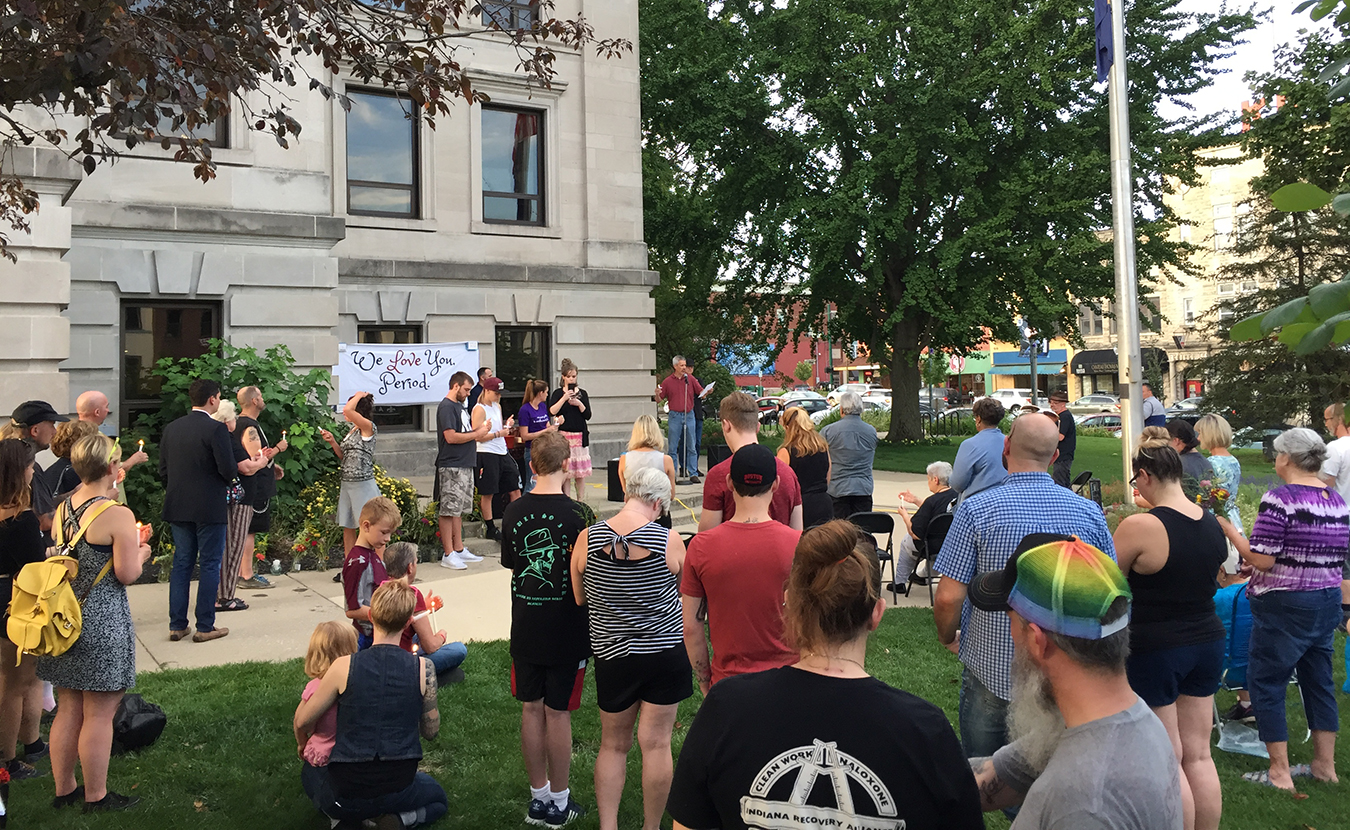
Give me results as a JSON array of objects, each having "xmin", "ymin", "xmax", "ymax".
[{"xmin": 1220, "ymin": 428, "xmax": 1348, "ymax": 792}]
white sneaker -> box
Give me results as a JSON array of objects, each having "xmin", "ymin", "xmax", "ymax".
[
  {"xmin": 440, "ymin": 553, "xmax": 468, "ymax": 570},
  {"xmin": 456, "ymin": 549, "xmax": 484, "ymax": 563},
  {"xmin": 915, "ymin": 560, "xmax": 930, "ymax": 578}
]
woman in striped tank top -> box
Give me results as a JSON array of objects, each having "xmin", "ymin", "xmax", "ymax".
[{"xmin": 571, "ymin": 466, "xmax": 690, "ymax": 830}]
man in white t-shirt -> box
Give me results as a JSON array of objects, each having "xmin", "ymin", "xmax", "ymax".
[{"xmin": 1319, "ymin": 401, "xmax": 1350, "ymax": 632}]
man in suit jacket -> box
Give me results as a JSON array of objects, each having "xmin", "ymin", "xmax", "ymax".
[{"xmin": 160, "ymin": 378, "xmax": 236, "ymax": 642}]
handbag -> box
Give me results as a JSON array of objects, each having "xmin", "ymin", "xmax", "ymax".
[
  {"xmin": 226, "ymin": 478, "xmax": 246, "ymax": 506},
  {"xmin": 112, "ymin": 694, "xmax": 166, "ymax": 754}
]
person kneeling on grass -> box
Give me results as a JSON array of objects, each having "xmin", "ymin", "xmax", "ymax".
[
  {"xmin": 296, "ymin": 580, "xmax": 446, "ymax": 829},
  {"xmin": 381, "ymin": 542, "xmax": 468, "ymax": 685}
]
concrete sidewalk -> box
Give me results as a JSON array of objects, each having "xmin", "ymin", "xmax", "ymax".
[{"xmin": 128, "ymin": 466, "xmax": 938, "ymax": 672}]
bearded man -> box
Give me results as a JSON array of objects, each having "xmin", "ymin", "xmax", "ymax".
[{"xmin": 963, "ymin": 534, "xmax": 1184, "ymax": 830}]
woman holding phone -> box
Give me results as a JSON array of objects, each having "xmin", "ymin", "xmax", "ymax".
[{"xmin": 548, "ymin": 358, "xmax": 593, "ymax": 501}]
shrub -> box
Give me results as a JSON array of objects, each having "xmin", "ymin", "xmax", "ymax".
[{"xmin": 289, "ymin": 463, "xmax": 432, "ymax": 568}]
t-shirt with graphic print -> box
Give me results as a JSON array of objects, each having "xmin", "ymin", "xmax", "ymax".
[
  {"xmin": 341, "ymin": 544, "xmax": 387, "ymax": 639},
  {"xmin": 500, "ymin": 493, "xmax": 591, "ymax": 665},
  {"xmin": 667, "ymin": 666, "xmax": 984, "ymax": 830}
]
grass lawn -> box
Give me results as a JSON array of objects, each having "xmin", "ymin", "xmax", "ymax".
[
  {"xmin": 876, "ymin": 435, "xmax": 1278, "ymax": 489},
  {"xmin": 25, "ymin": 609, "xmax": 1349, "ymax": 829}
]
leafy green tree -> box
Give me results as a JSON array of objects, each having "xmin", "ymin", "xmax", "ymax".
[
  {"xmin": 0, "ymin": 0, "xmax": 629, "ymax": 259},
  {"xmin": 1201, "ymin": 31, "xmax": 1350, "ymax": 429},
  {"xmin": 643, "ymin": 0, "xmax": 1254, "ymax": 441},
  {"xmin": 794, "ymin": 360, "xmax": 814, "ymax": 383}
]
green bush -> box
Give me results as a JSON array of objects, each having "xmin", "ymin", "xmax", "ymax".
[
  {"xmin": 121, "ymin": 340, "xmax": 340, "ymax": 543},
  {"xmin": 694, "ymin": 360, "xmax": 735, "ymax": 412}
]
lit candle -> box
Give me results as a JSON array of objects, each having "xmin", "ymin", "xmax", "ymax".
[
  {"xmin": 281, "ymin": 430, "xmax": 287, "ymax": 442},
  {"xmin": 137, "ymin": 439, "xmax": 144, "ymax": 452}
]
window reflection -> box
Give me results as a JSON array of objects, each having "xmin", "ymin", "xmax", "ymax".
[
  {"xmin": 347, "ymin": 90, "xmax": 418, "ymax": 217},
  {"xmin": 482, "ymin": 107, "xmax": 543, "ymax": 225}
]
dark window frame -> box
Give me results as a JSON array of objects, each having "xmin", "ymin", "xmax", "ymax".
[
  {"xmin": 120, "ymin": 300, "xmax": 223, "ymax": 430},
  {"xmin": 494, "ymin": 325, "xmax": 552, "ymax": 418},
  {"xmin": 482, "ymin": 1, "xmax": 536, "ymax": 28},
  {"xmin": 356, "ymin": 326, "xmax": 424, "ymax": 432},
  {"xmin": 345, "ymin": 88, "xmax": 421, "ymax": 219},
  {"xmin": 481, "ymin": 104, "xmax": 545, "ymax": 227}
]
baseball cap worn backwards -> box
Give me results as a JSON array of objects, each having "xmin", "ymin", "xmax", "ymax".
[
  {"xmin": 481, "ymin": 377, "xmax": 504, "ymax": 392},
  {"xmin": 969, "ymin": 534, "xmax": 1131, "ymax": 640},
  {"xmin": 730, "ymin": 443, "xmax": 777, "ymax": 489}
]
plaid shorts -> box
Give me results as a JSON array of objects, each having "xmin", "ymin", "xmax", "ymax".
[{"xmin": 436, "ymin": 466, "xmax": 474, "ymax": 517}]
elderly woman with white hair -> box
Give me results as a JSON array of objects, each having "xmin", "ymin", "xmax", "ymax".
[
  {"xmin": 571, "ymin": 465, "xmax": 689, "ymax": 830},
  {"xmin": 212, "ymin": 400, "xmax": 269, "ymax": 613},
  {"xmin": 1219, "ymin": 427, "xmax": 1348, "ymax": 791},
  {"xmin": 821, "ymin": 391, "xmax": 879, "ymax": 518},
  {"xmin": 895, "ymin": 461, "xmax": 958, "ymax": 587}
]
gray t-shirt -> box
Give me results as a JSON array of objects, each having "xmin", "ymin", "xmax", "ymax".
[
  {"xmin": 992, "ymin": 698, "xmax": 1182, "ymax": 830},
  {"xmin": 821, "ymin": 415, "xmax": 878, "ymax": 497},
  {"xmin": 436, "ymin": 398, "xmax": 475, "ymax": 469}
]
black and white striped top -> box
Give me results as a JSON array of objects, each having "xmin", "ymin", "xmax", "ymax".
[{"xmin": 583, "ymin": 520, "xmax": 682, "ymax": 660}]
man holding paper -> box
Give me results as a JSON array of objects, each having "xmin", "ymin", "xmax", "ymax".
[{"xmin": 656, "ymin": 356, "xmax": 704, "ymax": 484}]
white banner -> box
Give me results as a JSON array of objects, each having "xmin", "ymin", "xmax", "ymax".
[{"xmin": 335, "ymin": 342, "xmax": 479, "ymax": 405}]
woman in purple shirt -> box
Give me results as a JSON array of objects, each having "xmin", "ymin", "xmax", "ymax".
[
  {"xmin": 516, "ymin": 379, "xmax": 556, "ymax": 494},
  {"xmin": 1220, "ymin": 428, "xmax": 1348, "ymax": 792}
]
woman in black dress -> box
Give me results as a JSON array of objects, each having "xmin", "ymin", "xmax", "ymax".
[{"xmin": 776, "ymin": 406, "xmax": 832, "ymax": 528}]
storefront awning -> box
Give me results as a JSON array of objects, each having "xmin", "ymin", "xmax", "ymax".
[
  {"xmin": 990, "ymin": 366, "xmax": 1065, "ymax": 375},
  {"xmin": 1070, "ymin": 347, "xmax": 1169, "ymax": 376}
]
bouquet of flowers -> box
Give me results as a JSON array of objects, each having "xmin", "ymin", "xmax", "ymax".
[{"xmin": 1194, "ymin": 479, "xmax": 1231, "ymax": 513}]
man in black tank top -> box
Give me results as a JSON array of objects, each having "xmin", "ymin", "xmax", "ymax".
[{"xmin": 237, "ymin": 386, "xmax": 288, "ymax": 588}]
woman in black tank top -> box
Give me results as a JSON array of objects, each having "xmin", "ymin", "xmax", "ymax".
[{"xmin": 1113, "ymin": 435, "xmax": 1226, "ymax": 830}]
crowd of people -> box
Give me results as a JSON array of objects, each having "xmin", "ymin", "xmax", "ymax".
[{"xmin": 0, "ymin": 366, "xmax": 1347, "ymax": 829}]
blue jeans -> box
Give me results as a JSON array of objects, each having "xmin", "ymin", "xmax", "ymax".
[
  {"xmin": 169, "ymin": 522, "xmax": 226, "ymax": 633},
  {"xmin": 668, "ymin": 410, "xmax": 697, "ymax": 476},
  {"xmin": 416, "ymin": 636, "xmax": 467, "ymax": 677},
  {"xmin": 302, "ymin": 762, "xmax": 447, "ymax": 827},
  {"xmin": 1247, "ymin": 587, "xmax": 1341, "ymax": 743},
  {"xmin": 958, "ymin": 667, "xmax": 1010, "ymax": 758},
  {"xmin": 522, "ymin": 445, "xmax": 535, "ymax": 494}
]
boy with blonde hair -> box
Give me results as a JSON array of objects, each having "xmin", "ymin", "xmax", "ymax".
[{"xmin": 341, "ymin": 496, "xmax": 400, "ymax": 650}]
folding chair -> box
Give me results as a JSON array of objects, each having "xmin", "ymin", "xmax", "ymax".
[
  {"xmin": 848, "ymin": 512, "xmax": 898, "ymax": 604},
  {"xmin": 910, "ymin": 512, "xmax": 954, "ymax": 607}
]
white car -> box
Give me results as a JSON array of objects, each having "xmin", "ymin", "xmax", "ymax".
[
  {"xmin": 826, "ymin": 383, "xmax": 883, "ymax": 406},
  {"xmin": 811, "ymin": 398, "xmax": 889, "ymax": 425},
  {"xmin": 1077, "ymin": 412, "xmax": 1123, "ymax": 438},
  {"xmin": 1168, "ymin": 396, "xmax": 1204, "ymax": 413},
  {"xmin": 780, "ymin": 390, "xmax": 826, "ymax": 404},
  {"xmin": 861, "ymin": 389, "xmax": 893, "ymax": 408},
  {"xmin": 978, "ymin": 388, "xmax": 1035, "ymax": 412}
]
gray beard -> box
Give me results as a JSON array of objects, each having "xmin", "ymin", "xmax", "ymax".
[{"xmin": 1007, "ymin": 649, "xmax": 1066, "ymax": 773}]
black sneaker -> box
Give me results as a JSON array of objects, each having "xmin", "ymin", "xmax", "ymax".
[
  {"xmin": 1222, "ymin": 701, "xmax": 1255, "ymax": 723},
  {"xmin": 22, "ymin": 737, "xmax": 48, "ymax": 762},
  {"xmin": 53, "ymin": 786, "xmax": 84, "ymax": 809},
  {"xmin": 689, "ymin": 475, "xmax": 701, "ymax": 484},
  {"xmin": 526, "ymin": 798, "xmax": 550, "ymax": 826},
  {"xmin": 544, "ymin": 798, "xmax": 586, "ymax": 827},
  {"xmin": 83, "ymin": 791, "xmax": 140, "ymax": 813},
  {"xmin": 6, "ymin": 759, "xmax": 42, "ymax": 780},
  {"xmin": 484, "ymin": 523, "xmax": 499, "ymax": 541}
]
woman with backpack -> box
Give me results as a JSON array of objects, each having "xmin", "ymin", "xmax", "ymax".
[
  {"xmin": 0, "ymin": 439, "xmax": 49, "ymax": 781},
  {"xmin": 35, "ymin": 433, "xmax": 153, "ymax": 812}
]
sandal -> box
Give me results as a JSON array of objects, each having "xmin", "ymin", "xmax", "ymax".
[
  {"xmin": 1290, "ymin": 764, "xmax": 1313, "ymax": 779},
  {"xmin": 1242, "ymin": 769, "xmax": 1295, "ymax": 791},
  {"xmin": 215, "ymin": 598, "xmax": 249, "ymax": 612}
]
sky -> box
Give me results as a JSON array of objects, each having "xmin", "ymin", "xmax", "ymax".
[{"xmin": 1161, "ymin": 0, "xmax": 1337, "ymax": 123}]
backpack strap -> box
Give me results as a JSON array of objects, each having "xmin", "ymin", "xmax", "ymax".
[
  {"xmin": 57, "ymin": 498, "xmax": 117, "ymax": 553},
  {"xmin": 77, "ymin": 560, "xmax": 115, "ymax": 604}
]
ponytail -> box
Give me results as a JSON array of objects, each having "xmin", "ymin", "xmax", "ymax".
[{"xmin": 784, "ymin": 520, "xmax": 882, "ymax": 654}]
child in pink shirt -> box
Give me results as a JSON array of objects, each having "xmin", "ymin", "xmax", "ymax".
[{"xmin": 295, "ymin": 621, "xmax": 358, "ymax": 767}]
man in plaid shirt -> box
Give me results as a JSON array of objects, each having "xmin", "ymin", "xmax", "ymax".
[{"xmin": 934, "ymin": 413, "xmax": 1115, "ymax": 760}]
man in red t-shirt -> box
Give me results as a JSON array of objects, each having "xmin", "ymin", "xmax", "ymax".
[
  {"xmin": 698, "ymin": 391, "xmax": 802, "ymax": 531},
  {"xmin": 683, "ymin": 443, "xmax": 802, "ymax": 694}
]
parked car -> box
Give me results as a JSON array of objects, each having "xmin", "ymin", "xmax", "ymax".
[
  {"xmin": 782, "ymin": 398, "xmax": 830, "ymax": 417},
  {"xmin": 1068, "ymin": 394, "xmax": 1121, "ymax": 416},
  {"xmin": 978, "ymin": 388, "xmax": 1035, "ymax": 412},
  {"xmin": 918, "ymin": 387, "xmax": 958, "ymax": 412},
  {"xmin": 1077, "ymin": 412, "xmax": 1123, "ymax": 438},
  {"xmin": 826, "ymin": 383, "xmax": 883, "ymax": 406},
  {"xmin": 756, "ymin": 396, "xmax": 785, "ymax": 424},
  {"xmin": 811, "ymin": 398, "xmax": 891, "ymax": 425},
  {"xmin": 1166, "ymin": 396, "xmax": 1205, "ymax": 414},
  {"xmin": 780, "ymin": 390, "xmax": 826, "ymax": 404},
  {"xmin": 862, "ymin": 389, "xmax": 893, "ymax": 408}
]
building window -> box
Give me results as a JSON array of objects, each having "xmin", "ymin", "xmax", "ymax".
[
  {"xmin": 1182, "ymin": 297, "xmax": 1195, "ymax": 326},
  {"xmin": 346, "ymin": 90, "xmax": 419, "ymax": 217},
  {"xmin": 482, "ymin": 1, "xmax": 535, "ymax": 28},
  {"xmin": 1141, "ymin": 295, "xmax": 1162, "ymax": 333},
  {"xmin": 1079, "ymin": 305, "xmax": 1106, "ymax": 337},
  {"xmin": 122, "ymin": 302, "xmax": 221, "ymax": 430},
  {"xmin": 482, "ymin": 106, "xmax": 544, "ymax": 225},
  {"xmin": 495, "ymin": 326, "xmax": 551, "ymax": 417},
  {"xmin": 1213, "ymin": 203, "xmax": 1233, "ymax": 250},
  {"xmin": 357, "ymin": 327, "xmax": 423, "ymax": 431},
  {"xmin": 1217, "ymin": 282, "xmax": 1236, "ymax": 297}
]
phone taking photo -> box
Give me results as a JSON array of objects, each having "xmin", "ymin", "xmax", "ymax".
[{"xmin": 568, "ymin": 383, "xmax": 578, "ymax": 392}]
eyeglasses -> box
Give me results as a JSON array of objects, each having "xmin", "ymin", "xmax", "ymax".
[{"xmin": 1128, "ymin": 473, "xmax": 1139, "ymax": 487}]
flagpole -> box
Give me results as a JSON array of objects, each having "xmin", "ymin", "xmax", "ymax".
[{"xmin": 1108, "ymin": 0, "xmax": 1144, "ymax": 493}]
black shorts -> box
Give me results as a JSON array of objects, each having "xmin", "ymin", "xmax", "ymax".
[
  {"xmin": 1126, "ymin": 639, "xmax": 1225, "ymax": 707},
  {"xmin": 511, "ymin": 659, "xmax": 587, "ymax": 712},
  {"xmin": 249, "ymin": 498, "xmax": 272, "ymax": 534},
  {"xmin": 594, "ymin": 646, "xmax": 693, "ymax": 713},
  {"xmin": 476, "ymin": 452, "xmax": 521, "ymax": 496}
]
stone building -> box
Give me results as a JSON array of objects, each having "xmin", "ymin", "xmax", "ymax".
[
  {"xmin": 0, "ymin": 1, "xmax": 655, "ymax": 476},
  {"xmin": 1070, "ymin": 144, "xmax": 1265, "ymax": 404}
]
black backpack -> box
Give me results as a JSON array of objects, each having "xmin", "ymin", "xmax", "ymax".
[{"xmin": 112, "ymin": 694, "xmax": 166, "ymax": 754}]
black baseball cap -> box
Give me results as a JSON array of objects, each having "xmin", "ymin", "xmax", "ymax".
[
  {"xmin": 10, "ymin": 401, "xmax": 68, "ymax": 427},
  {"xmin": 730, "ymin": 443, "xmax": 777, "ymax": 489}
]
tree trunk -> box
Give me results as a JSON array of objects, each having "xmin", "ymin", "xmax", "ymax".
[{"xmin": 888, "ymin": 316, "xmax": 923, "ymax": 442}]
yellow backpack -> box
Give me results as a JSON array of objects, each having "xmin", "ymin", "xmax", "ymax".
[{"xmin": 7, "ymin": 500, "xmax": 116, "ymax": 665}]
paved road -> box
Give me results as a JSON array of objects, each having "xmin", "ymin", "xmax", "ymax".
[{"xmin": 127, "ymin": 468, "xmax": 934, "ymax": 671}]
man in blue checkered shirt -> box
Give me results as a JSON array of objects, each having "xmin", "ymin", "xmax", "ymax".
[{"xmin": 934, "ymin": 413, "xmax": 1115, "ymax": 760}]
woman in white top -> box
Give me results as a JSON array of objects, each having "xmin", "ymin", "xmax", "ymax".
[
  {"xmin": 620, "ymin": 415, "xmax": 679, "ymax": 530},
  {"xmin": 472, "ymin": 377, "xmax": 520, "ymax": 541}
]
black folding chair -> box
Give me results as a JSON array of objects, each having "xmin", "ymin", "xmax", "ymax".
[
  {"xmin": 848, "ymin": 512, "xmax": 898, "ymax": 604},
  {"xmin": 909, "ymin": 512, "xmax": 954, "ymax": 606}
]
